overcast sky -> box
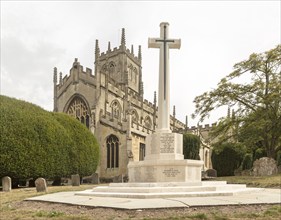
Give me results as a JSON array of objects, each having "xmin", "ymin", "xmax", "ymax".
[{"xmin": 1, "ymin": 1, "xmax": 280, "ymax": 126}]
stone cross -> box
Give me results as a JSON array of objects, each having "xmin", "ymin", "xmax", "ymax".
[{"xmin": 148, "ymin": 22, "xmax": 181, "ymax": 132}]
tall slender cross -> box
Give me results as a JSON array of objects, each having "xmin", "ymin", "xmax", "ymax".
[{"xmin": 148, "ymin": 22, "xmax": 181, "ymax": 132}]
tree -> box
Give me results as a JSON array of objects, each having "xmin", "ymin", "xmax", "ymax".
[
  {"xmin": 211, "ymin": 142, "xmax": 246, "ymax": 176},
  {"xmin": 193, "ymin": 45, "xmax": 281, "ymax": 158},
  {"xmin": 183, "ymin": 133, "xmax": 200, "ymax": 160}
]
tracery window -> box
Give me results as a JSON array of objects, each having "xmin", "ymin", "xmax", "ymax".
[
  {"xmin": 109, "ymin": 62, "xmax": 115, "ymax": 77},
  {"xmin": 131, "ymin": 110, "xmax": 139, "ymax": 124},
  {"xmin": 111, "ymin": 100, "xmax": 121, "ymax": 120},
  {"xmin": 106, "ymin": 135, "xmax": 119, "ymax": 168},
  {"xmin": 101, "ymin": 64, "xmax": 107, "ymax": 73},
  {"xmin": 144, "ymin": 116, "xmax": 152, "ymax": 129},
  {"xmin": 133, "ymin": 67, "xmax": 138, "ymax": 84},
  {"xmin": 128, "ymin": 64, "xmax": 132, "ymax": 81},
  {"xmin": 66, "ymin": 97, "xmax": 90, "ymax": 128}
]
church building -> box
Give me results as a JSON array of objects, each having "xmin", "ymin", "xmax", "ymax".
[{"xmin": 53, "ymin": 28, "xmax": 211, "ymax": 181}]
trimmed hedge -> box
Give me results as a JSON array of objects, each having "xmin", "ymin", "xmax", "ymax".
[
  {"xmin": 0, "ymin": 95, "xmax": 99, "ymax": 181},
  {"xmin": 183, "ymin": 133, "xmax": 200, "ymax": 160}
]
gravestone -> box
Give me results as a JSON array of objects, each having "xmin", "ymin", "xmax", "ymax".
[
  {"xmin": 35, "ymin": 178, "xmax": 48, "ymax": 192},
  {"xmin": 252, "ymin": 157, "xmax": 278, "ymax": 176},
  {"xmin": 113, "ymin": 174, "xmax": 123, "ymax": 183},
  {"xmin": 206, "ymin": 169, "xmax": 217, "ymax": 177},
  {"xmin": 128, "ymin": 22, "xmax": 203, "ymax": 183},
  {"xmin": 82, "ymin": 173, "xmax": 99, "ymax": 184},
  {"xmin": 2, "ymin": 176, "xmax": 11, "ymax": 192},
  {"xmin": 92, "ymin": 173, "xmax": 99, "ymax": 184},
  {"xmin": 71, "ymin": 174, "xmax": 80, "ymax": 186}
]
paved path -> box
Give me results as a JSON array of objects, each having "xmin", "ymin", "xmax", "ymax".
[{"xmin": 25, "ymin": 188, "xmax": 281, "ymax": 210}]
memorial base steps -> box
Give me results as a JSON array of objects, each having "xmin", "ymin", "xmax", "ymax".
[{"xmin": 75, "ymin": 181, "xmax": 261, "ymax": 199}]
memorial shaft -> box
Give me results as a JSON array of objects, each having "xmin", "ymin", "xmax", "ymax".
[{"xmin": 148, "ymin": 22, "xmax": 181, "ymax": 132}]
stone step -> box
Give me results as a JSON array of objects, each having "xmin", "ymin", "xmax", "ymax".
[
  {"xmin": 92, "ymin": 186, "xmax": 217, "ymax": 193},
  {"xmin": 75, "ymin": 190, "xmax": 235, "ymax": 199},
  {"xmin": 75, "ymin": 181, "xmax": 257, "ymax": 199},
  {"xmin": 110, "ymin": 181, "xmax": 228, "ymax": 187}
]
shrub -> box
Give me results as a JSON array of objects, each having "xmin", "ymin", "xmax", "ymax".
[
  {"xmin": 242, "ymin": 153, "xmax": 253, "ymax": 170},
  {"xmin": 211, "ymin": 142, "xmax": 246, "ymax": 176},
  {"xmin": 0, "ymin": 95, "xmax": 99, "ymax": 183},
  {"xmin": 183, "ymin": 133, "xmax": 200, "ymax": 160}
]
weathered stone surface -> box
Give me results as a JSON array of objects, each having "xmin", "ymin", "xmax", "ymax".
[
  {"xmin": 113, "ymin": 174, "xmax": 123, "ymax": 183},
  {"xmin": 2, "ymin": 176, "xmax": 11, "ymax": 192},
  {"xmin": 35, "ymin": 178, "xmax": 48, "ymax": 192},
  {"xmin": 206, "ymin": 169, "xmax": 217, "ymax": 178},
  {"xmin": 71, "ymin": 174, "xmax": 80, "ymax": 186},
  {"xmin": 83, "ymin": 173, "xmax": 99, "ymax": 184},
  {"xmin": 252, "ymin": 157, "xmax": 278, "ymax": 176}
]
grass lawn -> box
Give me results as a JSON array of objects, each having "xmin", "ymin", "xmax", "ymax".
[{"xmin": 213, "ymin": 173, "xmax": 281, "ymax": 188}]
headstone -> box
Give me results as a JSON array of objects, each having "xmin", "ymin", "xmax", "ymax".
[
  {"xmin": 113, "ymin": 174, "xmax": 123, "ymax": 183},
  {"xmin": 92, "ymin": 173, "xmax": 99, "ymax": 184},
  {"xmin": 35, "ymin": 178, "xmax": 48, "ymax": 192},
  {"xmin": 206, "ymin": 169, "xmax": 217, "ymax": 177},
  {"xmin": 71, "ymin": 174, "xmax": 80, "ymax": 186},
  {"xmin": 252, "ymin": 157, "xmax": 278, "ymax": 176},
  {"xmin": 82, "ymin": 173, "xmax": 99, "ymax": 184},
  {"xmin": 2, "ymin": 176, "xmax": 11, "ymax": 192}
]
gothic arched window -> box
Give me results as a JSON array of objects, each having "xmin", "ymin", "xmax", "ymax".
[
  {"xmin": 144, "ymin": 116, "xmax": 152, "ymax": 129},
  {"xmin": 128, "ymin": 64, "xmax": 133, "ymax": 81},
  {"xmin": 66, "ymin": 97, "xmax": 90, "ymax": 128},
  {"xmin": 110, "ymin": 100, "xmax": 121, "ymax": 120},
  {"xmin": 101, "ymin": 64, "xmax": 107, "ymax": 73},
  {"xmin": 106, "ymin": 135, "xmax": 119, "ymax": 168},
  {"xmin": 131, "ymin": 110, "xmax": 139, "ymax": 125},
  {"xmin": 109, "ymin": 62, "xmax": 115, "ymax": 77},
  {"xmin": 133, "ymin": 67, "xmax": 138, "ymax": 84}
]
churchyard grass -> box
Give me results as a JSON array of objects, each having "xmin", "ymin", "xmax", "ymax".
[
  {"xmin": 213, "ymin": 173, "xmax": 281, "ymax": 188},
  {"xmin": 0, "ymin": 176, "xmax": 280, "ymax": 220}
]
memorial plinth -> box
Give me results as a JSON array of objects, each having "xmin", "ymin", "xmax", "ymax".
[{"xmin": 128, "ymin": 131, "xmax": 203, "ymax": 183}]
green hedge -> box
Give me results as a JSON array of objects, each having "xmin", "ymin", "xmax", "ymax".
[
  {"xmin": 183, "ymin": 133, "xmax": 200, "ymax": 160},
  {"xmin": 0, "ymin": 95, "xmax": 99, "ymax": 180}
]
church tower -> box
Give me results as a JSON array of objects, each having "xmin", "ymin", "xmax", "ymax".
[{"xmin": 96, "ymin": 28, "xmax": 143, "ymax": 97}]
